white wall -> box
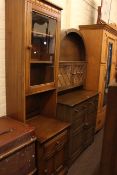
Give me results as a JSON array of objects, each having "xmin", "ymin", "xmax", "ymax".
[
  {"xmin": 0, "ymin": 0, "xmax": 6, "ymax": 116},
  {"xmin": 109, "ymin": 0, "xmax": 117, "ymax": 23},
  {"xmin": 0, "ymin": 0, "xmax": 117, "ymax": 116},
  {"xmin": 49, "ymin": 0, "xmax": 101, "ymax": 29}
]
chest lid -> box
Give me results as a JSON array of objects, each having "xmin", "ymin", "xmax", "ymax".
[{"xmin": 0, "ymin": 117, "xmax": 36, "ymax": 158}]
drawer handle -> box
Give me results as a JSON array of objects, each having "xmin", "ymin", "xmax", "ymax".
[
  {"xmin": 56, "ymin": 141, "xmax": 60, "ymax": 145},
  {"xmin": 0, "ymin": 128, "xmax": 15, "ymax": 136},
  {"xmin": 74, "ymin": 109, "xmax": 79, "ymax": 113},
  {"xmin": 56, "ymin": 165, "xmax": 63, "ymax": 173},
  {"xmin": 84, "ymin": 123, "xmax": 89, "ymax": 129},
  {"xmin": 44, "ymin": 169, "xmax": 48, "ymax": 174}
]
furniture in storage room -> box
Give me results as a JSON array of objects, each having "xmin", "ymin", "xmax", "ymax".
[
  {"xmin": 0, "ymin": 116, "xmax": 36, "ymax": 175},
  {"xmin": 57, "ymin": 29, "xmax": 98, "ymax": 165},
  {"xmin": 6, "ymin": 0, "xmax": 70, "ymax": 174},
  {"xmin": 79, "ymin": 24, "xmax": 117, "ymax": 131}
]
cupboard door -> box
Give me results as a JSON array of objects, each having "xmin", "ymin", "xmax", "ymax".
[
  {"xmin": 55, "ymin": 146, "xmax": 67, "ymax": 174},
  {"xmin": 44, "ymin": 156, "xmax": 55, "ymax": 175},
  {"xmin": 26, "ymin": 2, "xmax": 58, "ymax": 94},
  {"xmin": 101, "ymin": 32, "xmax": 116, "ymax": 64},
  {"xmin": 70, "ymin": 127, "xmax": 84, "ymax": 163}
]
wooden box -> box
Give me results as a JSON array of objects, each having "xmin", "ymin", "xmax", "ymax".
[
  {"xmin": 0, "ymin": 117, "xmax": 36, "ymax": 175},
  {"xmin": 57, "ymin": 90, "xmax": 98, "ymax": 165}
]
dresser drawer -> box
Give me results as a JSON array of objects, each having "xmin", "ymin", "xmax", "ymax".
[
  {"xmin": 71, "ymin": 127, "xmax": 84, "ymax": 155},
  {"xmin": 44, "ymin": 131, "xmax": 68, "ymax": 159},
  {"xmin": 72, "ymin": 103, "xmax": 86, "ymax": 121},
  {"xmin": 83, "ymin": 127, "xmax": 95, "ymax": 148},
  {"xmin": 87, "ymin": 96, "xmax": 98, "ymax": 114}
]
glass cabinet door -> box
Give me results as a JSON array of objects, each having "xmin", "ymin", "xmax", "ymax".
[
  {"xmin": 30, "ymin": 11, "xmax": 56, "ymax": 86},
  {"xmin": 103, "ymin": 42, "xmax": 113, "ymax": 106}
]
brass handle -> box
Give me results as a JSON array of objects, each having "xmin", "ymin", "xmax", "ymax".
[{"xmin": 84, "ymin": 122, "xmax": 89, "ymax": 129}]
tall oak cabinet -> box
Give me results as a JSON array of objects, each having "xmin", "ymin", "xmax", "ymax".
[
  {"xmin": 6, "ymin": 0, "xmax": 61, "ymax": 121},
  {"xmin": 79, "ymin": 24, "xmax": 117, "ymax": 131},
  {"xmin": 6, "ymin": 0, "xmax": 70, "ymax": 174}
]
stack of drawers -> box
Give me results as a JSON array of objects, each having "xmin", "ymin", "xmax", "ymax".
[
  {"xmin": 27, "ymin": 116, "xmax": 70, "ymax": 175},
  {"xmin": 57, "ymin": 90, "xmax": 98, "ymax": 165}
]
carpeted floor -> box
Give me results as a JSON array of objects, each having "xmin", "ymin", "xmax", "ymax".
[{"xmin": 68, "ymin": 129, "xmax": 103, "ymax": 175}]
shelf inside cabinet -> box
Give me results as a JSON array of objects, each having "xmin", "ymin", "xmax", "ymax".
[
  {"xmin": 59, "ymin": 60, "xmax": 87, "ymax": 64},
  {"xmin": 30, "ymin": 63, "xmax": 54, "ymax": 86},
  {"xmin": 27, "ymin": 83, "xmax": 56, "ymax": 96},
  {"xmin": 32, "ymin": 31, "xmax": 54, "ymax": 38},
  {"xmin": 30, "ymin": 60, "xmax": 53, "ymax": 64},
  {"xmin": 26, "ymin": 90, "xmax": 57, "ymax": 119}
]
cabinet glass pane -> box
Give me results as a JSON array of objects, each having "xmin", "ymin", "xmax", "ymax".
[
  {"xmin": 103, "ymin": 42, "xmax": 113, "ymax": 106},
  {"xmin": 30, "ymin": 11, "xmax": 56, "ymax": 86},
  {"xmin": 31, "ymin": 11, "xmax": 56, "ymax": 61}
]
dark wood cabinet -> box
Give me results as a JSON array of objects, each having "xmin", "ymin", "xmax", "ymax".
[
  {"xmin": 57, "ymin": 90, "xmax": 98, "ymax": 165},
  {"xmin": 0, "ymin": 117, "xmax": 36, "ymax": 175},
  {"xmin": 27, "ymin": 116, "xmax": 70, "ymax": 175}
]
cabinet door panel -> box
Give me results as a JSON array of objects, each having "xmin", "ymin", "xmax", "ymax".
[
  {"xmin": 83, "ymin": 127, "xmax": 94, "ymax": 148},
  {"xmin": 98, "ymin": 64, "xmax": 106, "ymax": 111},
  {"xmin": 25, "ymin": 2, "xmax": 59, "ymax": 94},
  {"xmin": 55, "ymin": 148, "xmax": 66, "ymax": 173},
  {"xmin": 71, "ymin": 128, "xmax": 84, "ymax": 155},
  {"xmin": 44, "ymin": 156, "xmax": 55, "ymax": 175}
]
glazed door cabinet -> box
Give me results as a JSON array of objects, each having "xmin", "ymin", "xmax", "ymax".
[
  {"xmin": 25, "ymin": 1, "xmax": 60, "ymax": 95},
  {"xmin": 6, "ymin": 0, "xmax": 62, "ymax": 122}
]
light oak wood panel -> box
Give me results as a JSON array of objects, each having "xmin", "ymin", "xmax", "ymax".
[
  {"xmin": 80, "ymin": 29, "xmax": 103, "ymax": 91},
  {"xmin": 80, "ymin": 24, "xmax": 117, "ymax": 131},
  {"xmin": 5, "ymin": 0, "xmax": 26, "ymax": 122}
]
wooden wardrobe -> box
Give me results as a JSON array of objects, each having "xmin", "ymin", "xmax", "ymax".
[{"xmin": 79, "ymin": 24, "xmax": 117, "ymax": 131}]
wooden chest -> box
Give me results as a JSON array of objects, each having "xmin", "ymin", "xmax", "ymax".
[
  {"xmin": 27, "ymin": 116, "xmax": 70, "ymax": 175},
  {"xmin": 57, "ymin": 90, "xmax": 98, "ymax": 165},
  {"xmin": 0, "ymin": 117, "xmax": 36, "ymax": 175}
]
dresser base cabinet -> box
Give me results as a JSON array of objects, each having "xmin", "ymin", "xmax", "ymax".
[
  {"xmin": 0, "ymin": 117, "xmax": 36, "ymax": 175},
  {"xmin": 57, "ymin": 90, "xmax": 98, "ymax": 165},
  {"xmin": 27, "ymin": 116, "xmax": 70, "ymax": 175},
  {"xmin": 36, "ymin": 132, "xmax": 68, "ymax": 175}
]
